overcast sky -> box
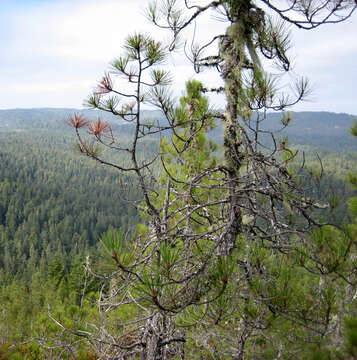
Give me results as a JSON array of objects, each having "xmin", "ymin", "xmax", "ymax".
[{"xmin": 0, "ymin": 0, "xmax": 356, "ymax": 114}]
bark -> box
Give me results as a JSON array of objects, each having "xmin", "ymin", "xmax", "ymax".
[{"xmin": 218, "ymin": 1, "xmax": 256, "ymax": 255}]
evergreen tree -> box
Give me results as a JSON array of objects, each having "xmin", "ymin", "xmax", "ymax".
[{"xmin": 64, "ymin": 1, "xmax": 356, "ymax": 359}]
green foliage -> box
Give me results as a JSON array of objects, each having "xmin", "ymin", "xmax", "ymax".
[
  {"xmin": 349, "ymin": 198, "xmax": 357, "ymax": 217},
  {"xmin": 350, "ymin": 120, "xmax": 357, "ymax": 137},
  {"xmin": 0, "ymin": 343, "xmax": 43, "ymax": 360},
  {"xmin": 345, "ymin": 317, "xmax": 357, "ymax": 358},
  {"xmin": 0, "ymin": 108, "xmax": 356, "ymax": 358},
  {"xmin": 0, "ymin": 16, "xmax": 356, "ymax": 356},
  {"xmin": 99, "ymin": 229, "xmax": 135, "ymax": 272},
  {"xmin": 0, "ymin": 130, "xmax": 139, "ymax": 281}
]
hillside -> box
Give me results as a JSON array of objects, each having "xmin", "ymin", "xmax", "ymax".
[
  {"xmin": 0, "ymin": 107, "xmax": 356, "ymax": 356},
  {"xmin": 263, "ymin": 111, "xmax": 357, "ymax": 150},
  {"xmin": 0, "ymin": 108, "xmax": 162, "ymax": 132},
  {"xmin": 0, "ymin": 108, "xmax": 355, "ymax": 150}
]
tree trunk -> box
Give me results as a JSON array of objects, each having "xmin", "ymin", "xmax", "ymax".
[{"xmin": 141, "ymin": 312, "xmax": 184, "ymax": 360}]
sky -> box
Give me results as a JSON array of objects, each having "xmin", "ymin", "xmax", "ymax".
[{"xmin": 0, "ymin": 0, "xmax": 356, "ymax": 115}]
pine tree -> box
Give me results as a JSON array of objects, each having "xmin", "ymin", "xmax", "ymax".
[{"xmin": 64, "ymin": 1, "xmax": 356, "ymax": 359}]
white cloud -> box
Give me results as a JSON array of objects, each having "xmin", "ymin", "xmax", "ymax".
[
  {"xmin": 292, "ymin": 18, "xmax": 357, "ymax": 68},
  {"xmin": 0, "ymin": 0, "xmax": 356, "ymax": 113},
  {"xmin": 6, "ymin": 80, "xmax": 92, "ymax": 93},
  {"xmin": 52, "ymin": 2, "xmax": 152, "ymax": 61},
  {"xmin": 7, "ymin": 0, "xmax": 151, "ymax": 62},
  {"xmin": 287, "ymin": 17, "xmax": 357, "ymax": 114}
]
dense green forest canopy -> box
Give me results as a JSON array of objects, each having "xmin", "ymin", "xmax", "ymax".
[
  {"xmin": 0, "ymin": 108, "xmax": 356, "ymax": 358},
  {"xmin": 0, "ymin": 125, "xmax": 139, "ymax": 282},
  {"xmin": 0, "ymin": 108, "xmax": 355, "ymax": 282},
  {"xmin": 0, "ymin": 0, "xmax": 356, "ymax": 358}
]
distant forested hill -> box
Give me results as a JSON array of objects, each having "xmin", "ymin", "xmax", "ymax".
[
  {"xmin": 0, "ymin": 108, "xmax": 355, "ymax": 281},
  {"xmin": 0, "ymin": 108, "xmax": 162, "ymax": 132},
  {"xmin": 0, "ymin": 108, "xmax": 355, "ymax": 349},
  {"xmin": 0, "ymin": 108, "xmax": 355, "ymax": 150},
  {"xmin": 0, "ymin": 129, "xmax": 140, "ymax": 282},
  {"xmin": 263, "ymin": 111, "xmax": 357, "ymax": 150}
]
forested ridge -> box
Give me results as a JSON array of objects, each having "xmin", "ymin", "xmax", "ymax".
[
  {"xmin": 1, "ymin": 108, "xmax": 356, "ymax": 149},
  {"xmin": 0, "ymin": 128, "xmax": 139, "ymax": 277},
  {"xmin": 0, "ymin": 108, "xmax": 356, "ymax": 359},
  {"xmin": 3, "ymin": 0, "xmax": 357, "ymax": 358},
  {"xmin": 0, "ymin": 122, "xmax": 140, "ymax": 356}
]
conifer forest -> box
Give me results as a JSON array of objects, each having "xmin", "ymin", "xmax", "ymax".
[{"xmin": 1, "ymin": 1, "xmax": 357, "ymax": 359}]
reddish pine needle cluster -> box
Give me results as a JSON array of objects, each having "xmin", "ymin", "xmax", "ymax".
[
  {"xmin": 95, "ymin": 73, "xmax": 113, "ymax": 95},
  {"xmin": 67, "ymin": 113, "xmax": 88, "ymax": 129},
  {"xmin": 88, "ymin": 118, "xmax": 110, "ymax": 137},
  {"xmin": 67, "ymin": 114, "xmax": 110, "ymax": 137}
]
